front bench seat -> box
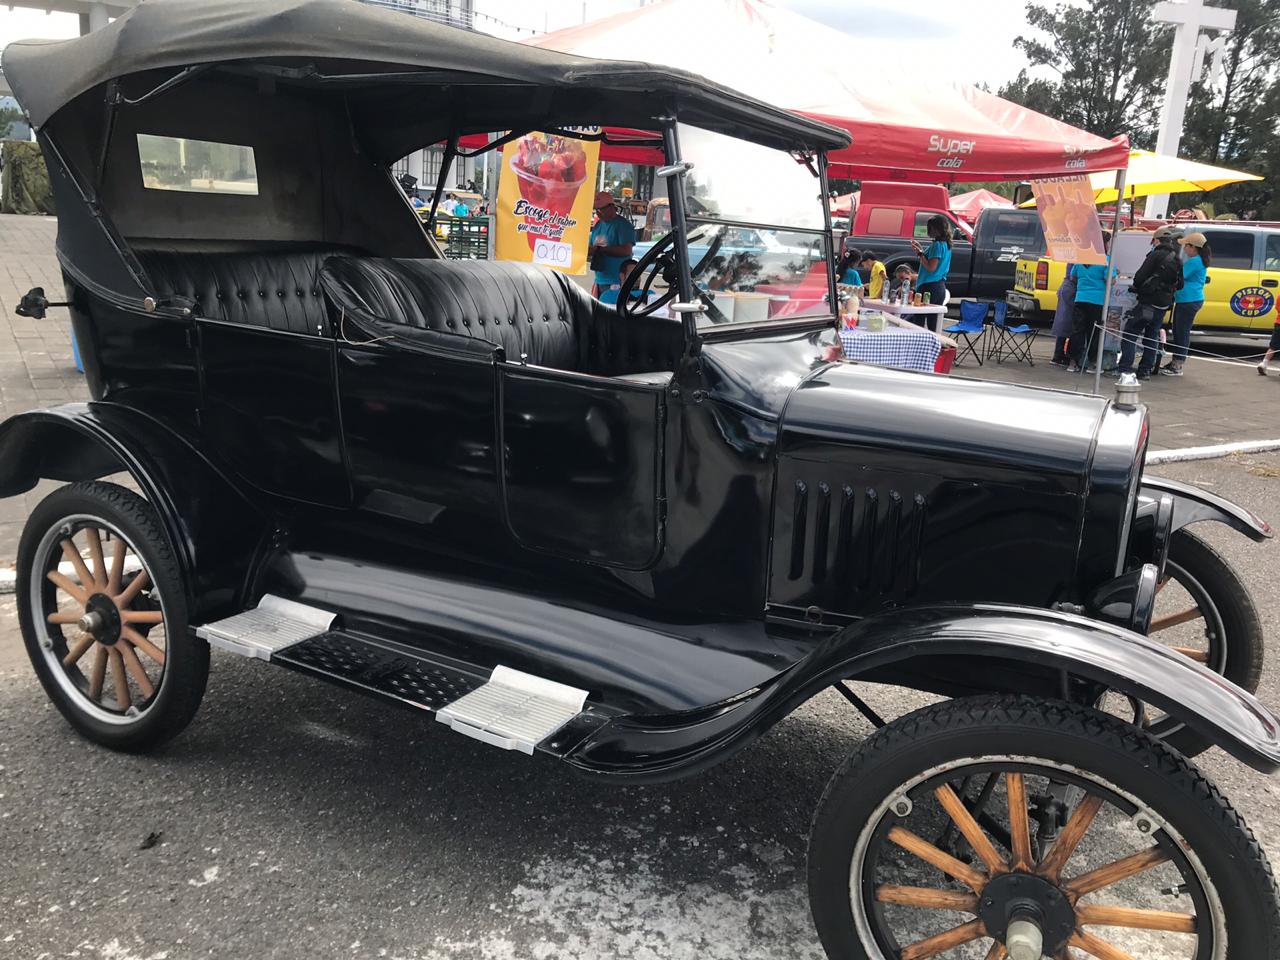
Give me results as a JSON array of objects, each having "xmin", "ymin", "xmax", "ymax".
[{"xmin": 321, "ymin": 257, "xmax": 685, "ymax": 376}]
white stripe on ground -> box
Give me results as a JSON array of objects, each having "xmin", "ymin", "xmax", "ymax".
[{"xmin": 1147, "ymin": 439, "xmax": 1280, "ymax": 464}]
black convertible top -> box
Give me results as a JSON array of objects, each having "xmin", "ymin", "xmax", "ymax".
[{"xmin": 1, "ymin": 0, "xmax": 849, "ymax": 154}]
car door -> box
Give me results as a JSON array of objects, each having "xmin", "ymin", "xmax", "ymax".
[
  {"xmin": 498, "ymin": 362, "xmax": 667, "ymax": 570},
  {"xmin": 1259, "ymin": 233, "xmax": 1280, "ymax": 330},
  {"xmin": 1196, "ymin": 228, "xmax": 1262, "ymax": 330},
  {"xmin": 198, "ymin": 318, "xmax": 349, "ymax": 506}
]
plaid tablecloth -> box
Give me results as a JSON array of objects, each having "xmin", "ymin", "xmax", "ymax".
[{"xmin": 838, "ymin": 326, "xmax": 941, "ymax": 372}]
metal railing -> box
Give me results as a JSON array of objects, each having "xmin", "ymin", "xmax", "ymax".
[{"xmin": 437, "ymin": 216, "xmax": 490, "ymax": 260}]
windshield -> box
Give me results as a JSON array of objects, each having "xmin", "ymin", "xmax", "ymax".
[{"xmin": 676, "ymin": 125, "xmax": 832, "ymax": 325}]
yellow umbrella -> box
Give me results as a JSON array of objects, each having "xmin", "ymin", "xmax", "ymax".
[{"xmin": 1019, "ymin": 149, "xmax": 1262, "ymax": 206}]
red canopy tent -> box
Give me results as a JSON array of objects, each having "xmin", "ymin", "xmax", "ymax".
[
  {"xmin": 525, "ymin": 0, "xmax": 1129, "ymax": 183},
  {"xmin": 949, "ymin": 188, "xmax": 1014, "ymax": 224}
]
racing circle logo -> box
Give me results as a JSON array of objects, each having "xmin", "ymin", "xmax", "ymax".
[{"xmin": 1230, "ymin": 286, "xmax": 1276, "ymax": 318}]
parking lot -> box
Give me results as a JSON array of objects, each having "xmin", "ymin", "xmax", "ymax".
[{"xmin": 0, "ymin": 214, "xmax": 1278, "ymax": 958}]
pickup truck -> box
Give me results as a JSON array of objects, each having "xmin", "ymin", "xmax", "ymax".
[
  {"xmin": 1009, "ymin": 224, "xmax": 1280, "ymax": 332},
  {"xmin": 840, "ymin": 181, "xmax": 1045, "ymax": 300}
]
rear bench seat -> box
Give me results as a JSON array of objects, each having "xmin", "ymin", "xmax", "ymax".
[
  {"xmin": 135, "ymin": 246, "xmax": 683, "ymax": 378},
  {"xmin": 135, "ymin": 243, "xmax": 353, "ymax": 336}
]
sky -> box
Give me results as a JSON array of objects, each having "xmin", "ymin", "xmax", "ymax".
[{"xmin": 0, "ymin": 0, "xmax": 1036, "ymax": 92}]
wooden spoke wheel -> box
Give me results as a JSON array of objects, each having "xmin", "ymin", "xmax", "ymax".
[
  {"xmin": 1139, "ymin": 530, "xmax": 1264, "ymax": 756},
  {"xmin": 17, "ymin": 481, "xmax": 208, "ymax": 751},
  {"xmin": 808, "ymin": 697, "xmax": 1280, "ymax": 960}
]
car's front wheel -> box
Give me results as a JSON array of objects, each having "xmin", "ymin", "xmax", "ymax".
[
  {"xmin": 16, "ymin": 481, "xmax": 208, "ymax": 751},
  {"xmin": 808, "ymin": 696, "xmax": 1280, "ymax": 960},
  {"xmin": 1145, "ymin": 528, "xmax": 1264, "ymax": 756}
]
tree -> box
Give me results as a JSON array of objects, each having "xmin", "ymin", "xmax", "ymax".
[
  {"xmin": 1178, "ymin": 0, "xmax": 1280, "ymax": 217},
  {"xmin": 0, "ymin": 106, "xmax": 22, "ymax": 141},
  {"xmin": 999, "ymin": 0, "xmax": 1173, "ymax": 146}
]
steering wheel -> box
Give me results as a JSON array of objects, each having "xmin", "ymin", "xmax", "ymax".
[{"xmin": 617, "ymin": 227, "xmax": 722, "ymax": 318}]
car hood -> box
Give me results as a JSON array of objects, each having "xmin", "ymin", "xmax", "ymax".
[{"xmin": 780, "ymin": 361, "xmax": 1109, "ymax": 486}]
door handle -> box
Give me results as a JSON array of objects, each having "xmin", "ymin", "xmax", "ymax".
[{"xmin": 1263, "ymin": 279, "xmax": 1278, "ymax": 288}]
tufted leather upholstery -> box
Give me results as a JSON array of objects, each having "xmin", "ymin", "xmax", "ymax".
[
  {"xmin": 322, "ymin": 257, "xmax": 685, "ymax": 376},
  {"xmin": 136, "ymin": 244, "xmax": 349, "ymax": 335}
]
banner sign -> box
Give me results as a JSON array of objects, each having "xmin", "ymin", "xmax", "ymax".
[
  {"xmin": 495, "ymin": 129, "xmax": 601, "ymax": 275},
  {"xmin": 1031, "ymin": 175, "xmax": 1107, "ymax": 265}
]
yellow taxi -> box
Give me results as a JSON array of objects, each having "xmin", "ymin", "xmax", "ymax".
[{"xmin": 1009, "ymin": 225, "xmax": 1280, "ymax": 332}]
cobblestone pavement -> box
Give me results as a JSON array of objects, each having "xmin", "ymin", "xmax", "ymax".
[
  {"xmin": 0, "ymin": 215, "xmax": 85, "ymax": 565},
  {"xmin": 0, "ymin": 212, "xmax": 1276, "ymax": 561}
]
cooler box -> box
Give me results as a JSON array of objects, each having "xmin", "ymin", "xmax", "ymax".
[{"xmin": 934, "ymin": 345, "xmax": 956, "ymax": 374}]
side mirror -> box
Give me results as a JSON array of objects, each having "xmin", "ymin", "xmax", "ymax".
[{"xmin": 16, "ymin": 287, "xmax": 50, "ymax": 319}]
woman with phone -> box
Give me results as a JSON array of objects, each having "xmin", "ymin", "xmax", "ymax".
[{"xmin": 911, "ymin": 216, "xmax": 952, "ymax": 309}]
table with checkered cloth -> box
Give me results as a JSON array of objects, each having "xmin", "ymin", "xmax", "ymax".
[{"xmin": 838, "ymin": 326, "xmax": 941, "ymax": 372}]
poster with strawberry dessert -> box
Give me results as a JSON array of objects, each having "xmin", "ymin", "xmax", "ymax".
[
  {"xmin": 1031, "ymin": 175, "xmax": 1108, "ymax": 266},
  {"xmin": 495, "ymin": 129, "xmax": 601, "ymax": 274}
]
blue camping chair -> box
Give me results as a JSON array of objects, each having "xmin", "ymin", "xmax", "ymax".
[
  {"xmin": 944, "ymin": 300, "xmax": 987, "ymax": 366},
  {"xmin": 985, "ymin": 300, "xmax": 1038, "ymax": 365}
]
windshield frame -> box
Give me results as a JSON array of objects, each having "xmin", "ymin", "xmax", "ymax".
[{"xmin": 664, "ymin": 121, "xmax": 838, "ymax": 343}]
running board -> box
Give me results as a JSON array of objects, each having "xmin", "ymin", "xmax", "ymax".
[
  {"xmin": 436, "ymin": 666, "xmax": 589, "ymax": 755},
  {"xmin": 197, "ymin": 601, "xmax": 601, "ymax": 756},
  {"xmin": 195, "ymin": 594, "xmax": 336, "ymax": 660}
]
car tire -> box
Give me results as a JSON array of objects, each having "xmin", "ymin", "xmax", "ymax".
[
  {"xmin": 1147, "ymin": 528, "xmax": 1264, "ymax": 757},
  {"xmin": 16, "ymin": 480, "xmax": 208, "ymax": 752},
  {"xmin": 808, "ymin": 695, "xmax": 1280, "ymax": 960}
]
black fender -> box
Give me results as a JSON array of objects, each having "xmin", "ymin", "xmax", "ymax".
[
  {"xmin": 0, "ymin": 402, "xmax": 270, "ymax": 620},
  {"xmin": 1140, "ymin": 474, "xmax": 1272, "ymax": 542},
  {"xmin": 565, "ymin": 603, "xmax": 1280, "ymax": 783}
]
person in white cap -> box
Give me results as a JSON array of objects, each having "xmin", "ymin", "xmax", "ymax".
[
  {"xmin": 1162, "ymin": 231, "xmax": 1211, "ymax": 377},
  {"xmin": 588, "ymin": 190, "xmax": 635, "ymax": 297}
]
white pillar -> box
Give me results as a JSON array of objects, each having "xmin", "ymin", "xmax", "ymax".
[
  {"xmin": 88, "ymin": 3, "xmax": 110, "ymax": 32},
  {"xmin": 1144, "ymin": 0, "xmax": 1236, "ymax": 219}
]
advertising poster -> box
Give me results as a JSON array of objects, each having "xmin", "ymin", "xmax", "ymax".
[
  {"xmin": 495, "ymin": 129, "xmax": 601, "ymax": 275},
  {"xmin": 1031, "ymin": 176, "xmax": 1107, "ymax": 265}
]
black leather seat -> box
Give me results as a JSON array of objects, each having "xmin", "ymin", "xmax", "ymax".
[
  {"xmin": 321, "ymin": 256, "xmax": 684, "ymax": 376},
  {"xmin": 136, "ymin": 243, "xmax": 350, "ymax": 335}
]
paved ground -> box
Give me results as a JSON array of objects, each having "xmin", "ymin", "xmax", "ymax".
[
  {"xmin": 0, "ymin": 213, "xmax": 1278, "ymax": 958},
  {"xmin": 0, "ymin": 451, "xmax": 1277, "ymax": 960}
]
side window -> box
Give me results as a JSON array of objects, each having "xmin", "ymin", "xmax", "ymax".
[
  {"xmin": 913, "ymin": 211, "xmax": 967, "ymax": 241},
  {"xmin": 1200, "ymin": 231, "xmax": 1254, "ymax": 269},
  {"xmin": 1264, "ymin": 234, "xmax": 1280, "ymax": 272},
  {"xmin": 989, "ymin": 212, "xmax": 1043, "ymax": 248},
  {"xmin": 865, "ymin": 207, "xmax": 904, "ymax": 236}
]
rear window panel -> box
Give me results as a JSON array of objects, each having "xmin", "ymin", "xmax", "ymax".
[
  {"xmin": 137, "ymin": 134, "xmax": 259, "ymax": 196},
  {"xmin": 865, "ymin": 207, "xmax": 904, "ymax": 235}
]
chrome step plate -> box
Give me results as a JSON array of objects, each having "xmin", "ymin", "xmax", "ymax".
[
  {"xmin": 195, "ymin": 594, "xmax": 336, "ymax": 661},
  {"xmin": 436, "ymin": 665, "xmax": 588, "ymax": 755}
]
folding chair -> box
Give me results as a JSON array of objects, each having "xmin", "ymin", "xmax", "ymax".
[
  {"xmin": 943, "ymin": 300, "xmax": 987, "ymax": 366},
  {"xmin": 985, "ymin": 300, "xmax": 1038, "ymax": 365}
]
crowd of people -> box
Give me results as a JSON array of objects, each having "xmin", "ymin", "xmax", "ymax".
[{"xmin": 1055, "ymin": 225, "xmax": 1213, "ymax": 380}]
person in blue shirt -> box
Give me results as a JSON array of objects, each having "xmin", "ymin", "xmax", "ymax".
[
  {"xmin": 1162, "ymin": 232, "xmax": 1210, "ymax": 377},
  {"xmin": 1066, "ymin": 231, "xmax": 1113, "ymax": 373},
  {"xmin": 589, "ymin": 191, "xmax": 636, "ymax": 295},
  {"xmin": 910, "ymin": 216, "xmax": 953, "ymax": 308},
  {"xmin": 599, "ymin": 259, "xmax": 642, "ymax": 306},
  {"xmin": 836, "ymin": 247, "xmax": 863, "ymax": 286}
]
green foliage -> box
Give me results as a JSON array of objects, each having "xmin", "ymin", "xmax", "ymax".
[
  {"xmin": 1002, "ymin": 0, "xmax": 1280, "ymax": 220},
  {"xmin": 1000, "ymin": 0, "xmax": 1172, "ymax": 145},
  {"xmin": 0, "ymin": 106, "xmax": 22, "ymax": 141},
  {"xmin": 949, "ymin": 182, "xmax": 1017, "ymax": 199},
  {"xmin": 1178, "ymin": 0, "xmax": 1280, "ymax": 218},
  {"xmin": 1, "ymin": 141, "xmax": 54, "ymax": 215}
]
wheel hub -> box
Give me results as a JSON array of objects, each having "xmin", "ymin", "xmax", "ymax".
[
  {"xmin": 978, "ymin": 872, "xmax": 1074, "ymax": 955},
  {"xmin": 81, "ymin": 593, "xmax": 123, "ymax": 646}
]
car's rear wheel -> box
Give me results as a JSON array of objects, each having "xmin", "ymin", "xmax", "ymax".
[
  {"xmin": 16, "ymin": 481, "xmax": 208, "ymax": 751},
  {"xmin": 1143, "ymin": 529, "xmax": 1263, "ymax": 756},
  {"xmin": 808, "ymin": 696, "xmax": 1280, "ymax": 960}
]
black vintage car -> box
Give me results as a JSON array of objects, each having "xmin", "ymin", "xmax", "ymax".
[{"xmin": 2, "ymin": 1, "xmax": 1278, "ymax": 956}]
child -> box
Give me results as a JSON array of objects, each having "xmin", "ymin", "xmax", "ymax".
[
  {"xmin": 600, "ymin": 258, "xmax": 640, "ymax": 306},
  {"xmin": 889, "ymin": 264, "xmax": 916, "ymax": 298},
  {"xmin": 859, "ymin": 250, "xmax": 887, "ymax": 300}
]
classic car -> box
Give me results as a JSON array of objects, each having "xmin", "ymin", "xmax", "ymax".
[{"xmin": 1, "ymin": 1, "xmax": 1277, "ymax": 957}]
